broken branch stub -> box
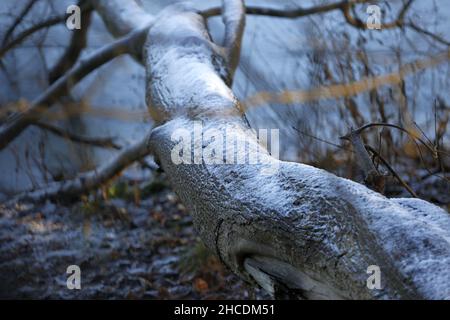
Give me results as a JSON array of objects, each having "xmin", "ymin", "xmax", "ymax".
[{"xmin": 341, "ymin": 129, "xmax": 386, "ymax": 194}]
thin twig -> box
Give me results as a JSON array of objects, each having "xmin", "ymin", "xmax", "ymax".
[
  {"xmin": 34, "ymin": 121, "xmax": 121, "ymax": 150},
  {"xmin": 292, "ymin": 126, "xmax": 351, "ymax": 152},
  {"xmin": 0, "ymin": 1, "xmax": 93, "ymax": 59},
  {"xmin": 365, "ymin": 144, "xmax": 417, "ymax": 197},
  {"xmin": 340, "ymin": 122, "xmax": 436, "ymax": 156},
  {"xmin": 2, "ymin": 0, "xmax": 37, "ymax": 46},
  {"xmin": 0, "ymin": 15, "xmax": 66, "ymax": 58},
  {"xmin": 406, "ymin": 22, "xmax": 450, "ymax": 47}
]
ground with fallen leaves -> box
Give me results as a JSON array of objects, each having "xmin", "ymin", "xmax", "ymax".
[
  {"xmin": 0, "ymin": 175, "xmax": 268, "ymax": 299},
  {"xmin": 1, "ymin": 167, "xmax": 447, "ymax": 299}
]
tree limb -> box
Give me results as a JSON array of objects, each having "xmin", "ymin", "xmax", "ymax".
[
  {"xmin": 34, "ymin": 121, "xmax": 121, "ymax": 150},
  {"xmin": 0, "ymin": 1, "xmax": 93, "ymax": 59},
  {"xmin": 1, "ymin": 0, "xmax": 37, "ymax": 46},
  {"xmin": 0, "ymin": 15, "xmax": 66, "ymax": 58},
  {"xmin": 364, "ymin": 144, "xmax": 418, "ymax": 197},
  {"xmin": 202, "ymin": 0, "xmax": 372, "ymax": 19},
  {"xmin": 341, "ymin": 122, "xmax": 437, "ymax": 157},
  {"xmin": 93, "ymin": 0, "xmax": 154, "ymax": 38},
  {"xmin": 10, "ymin": 133, "xmax": 152, "ymax": 203},
  {"xmin": 341, "ymin": 128, "xmax": 384, "ymax": 193},
  {"xmin": 21, "ymin": 0, "xmax": 447, "ymax": 299},
  {"xmin": 1, "ymin": 0, "xmax": 151, "ymax": 198},
  {"xmin": 221, "ymin": 0, "xmax": 245, "ymax": 80},
  {"xmin": 48, "ymin": 2, "xmax": 93, "ymax": 84},
  {"xmin": 0, "ymin": 26, "xmax": 150, "ymax": 151},
  {"xmin": 406, "ymin": 22, "xmax": 450, "ymax": 46},
  {"xmin": 341, "ymin": 0, "xmax": 414, "ymax": 29}
]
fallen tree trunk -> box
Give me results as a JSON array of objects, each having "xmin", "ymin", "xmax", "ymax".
[{"xmin": 81, "ymin": 0, "xmax": 450, "ymax": 299}]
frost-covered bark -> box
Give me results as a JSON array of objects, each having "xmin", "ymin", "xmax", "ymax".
[
  {"xmin": 95, "ymin": 1, "xmax": 450, "ymax": 299},
  {"xmin": 94, "ymin": 0, "xmax": 153, "ymax": 38},
  {"xmin": 221, "ymin": 0, "xmax": 245, "ymax": 80}
]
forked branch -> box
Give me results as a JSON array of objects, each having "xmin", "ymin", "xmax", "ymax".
[
  {"xmin": 0, "ymin": 0, "xmax": 93, "ymax": 59},
  {"xmin": 0, "ymin": 26, "xmax": 150, "ymax": 151}
]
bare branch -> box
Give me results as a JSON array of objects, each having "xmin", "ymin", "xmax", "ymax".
[
  {"xmin": 48, "ymin": 5, "xmax": 93, "ymax": 83},
  {"xmin": 341, "ymin": 0, "xmax": 414, "ymax": 29},
  {"xmin": 341, "ymin": 128, "xmax": 385, "ymax": 193},
  {"xmin": 293, "ymin": 126, "xmax": 350, "ymax": 151},
  {"xmin": 406, "ymin": 22, "xmax": 450, "ymax": 46},
  {"xmin": 0, "ymin": 15, "xmax": 65, "ymax": 58},
  {"xmin": 10, "ymin": 133, "xmax": 152, "ymax": 203},
  {"xmin": 1, "ymin": 0, "xmax": 37, "ymax": 46},
  {"xmin": 341, "ymin": 122, "xmax": 436, "ymax": 156},
  {"xmin": 34, "ymin": 121, "xmax": 121, "ymax": 150},
  {"xmin": 221, "ymin": 0, "xmax": 245, "ymax": 80},
  {"xmin": 0, "ymin": 26, "xmax": 150, "ymax": 151},
  {"xmin": 202, "ymin": 0, "xmax": 372, "ymax": 19},
  {"xmin": 201, "ymin": 0, "xmax": 447, "ymax": 47},
  {"xmin": 0, "ymin": 1, "xmax": 93, "ymax": 59},
  {"xmin": 365, "ymin": 144, "xmax": 418, "ymax": 197}
]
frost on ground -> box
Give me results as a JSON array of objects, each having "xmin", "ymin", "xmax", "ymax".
[{"xmin": 0, "ymin": 175, "xmax": 268, "ymax": 299}]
